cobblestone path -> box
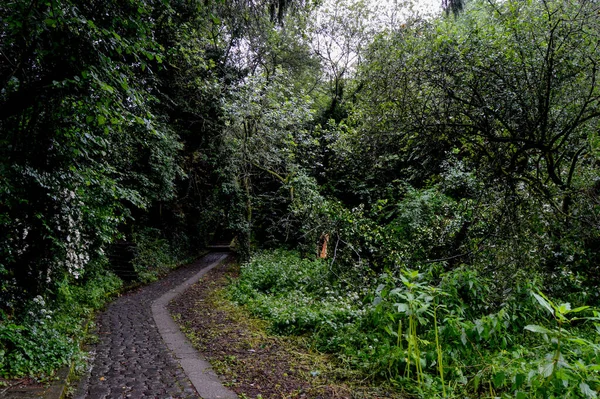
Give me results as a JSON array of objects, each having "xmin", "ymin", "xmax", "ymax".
[{"xmin": 74, "ymin": 253, "xmax": 228, "ymax": 399}]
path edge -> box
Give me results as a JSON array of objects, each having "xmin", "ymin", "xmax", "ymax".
[{"xmin": 151, "ymin": 253, "xmax": 238, "ymax": 399}]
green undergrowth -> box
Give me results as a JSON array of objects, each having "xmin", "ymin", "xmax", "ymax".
[
  {"xmin": 174, "ymin": 258, "xmax": 399, "ymax": 398},
  {"xmin": 132, "ymin": 227, "xmax": 203, "ymax": 283},
  {"xmin": 0, "ymin": 259, "xmax": 122, "ymax": 380},
  {"xmin": 0, "ymin": 228, "xmax": 202, "ymax": 380},
  {"xmin": 228, "ymin": 250, "xmax": 600, "ymax": 398}
]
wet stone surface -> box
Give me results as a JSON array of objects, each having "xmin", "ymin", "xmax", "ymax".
[{"xmin": 74, "ymin": 253, "xmax": 227, "ymax": 399}]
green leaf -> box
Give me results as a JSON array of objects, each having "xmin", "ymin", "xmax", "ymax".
[
  {"xmin": 515, "ymin": 373, "xmax": 526, "ymax": 389},
  {"xmin": 384, "ymin": 324, "xmax": 398, "ymax": 337},
  {"xmin": 97, "ymin": 115, "xmax": 106, "ymax": 126},
  {"xmin": 533, "ymin": 292, "xmax": 555, "ymax": 316},
  {"xmin": 473, "ymin": 374, "xmax": 480, "ymax": 391},
  {"xmin": 524, "ymin": 324, "xmax": 553, "ymax": 335},
  {"xmin": 540, "ymin": 361, "xmax": 554, "ymax": 378},
  {"xmin": 558, "ymin": 303, "xmax": 571, "ymax": 314},
  {"xmin": 100, "ymin": 82, "xmax": 115, "ymax": 93},
  {"xmin": 580, "ymin": 382, "xmax": 598, "ymax": 399},
  {"xmin": 570, "ymin": 306, "xmax": 591, "ymax": 314},
  {"xmin": 567, "ymin": 337, "xmax": 591, "ymax": 345},
  {"xmin": 516, "ymin": 392, "xmax": 527, "ymax": 399},
  {"xmin": 44, "ymin": 18, "xmax": 57, "ymax": 28},
  {"xmin": 395, "ymin": 303, "xmax": 409, "ymax": 313},
  {"xmin": 493, "ymin": 371, "xmax": 505, "ymax": 388}
]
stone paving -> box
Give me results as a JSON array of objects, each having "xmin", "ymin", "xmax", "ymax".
[{"xmin": 74, "ymin": 253, "xmax": 229, "ymax": 399}]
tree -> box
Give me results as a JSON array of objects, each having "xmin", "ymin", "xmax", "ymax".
[
  {"xmin": 338, "ymin": 0, "xmax": 600, "ymax": 288},
  {"xmin": 309, "ymin": 0, "xmax": 382, "ymax": 121},
  {"xmin": 443, "ymin": 0, "xmax": 465, "ymax": 16},
  {"xmin": 430, "ymin": 0, "xmax": 600, "ymax": 215},
  {"xmin": 0, "ymin": 0, "xmax": 179, "ymax": 308},
  {"xmin": 221, "ymin": 69, "xmax": 314, "ymax": 251}
]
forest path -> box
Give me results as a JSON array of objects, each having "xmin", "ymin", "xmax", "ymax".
[{"xmin": 74, "ymin": 252, "xmax": 235, "ymax": 399}]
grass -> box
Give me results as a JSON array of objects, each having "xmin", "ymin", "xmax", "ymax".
[{"xmin": 170, "ymin": 259, "xmax": 403, "ymax": 399}]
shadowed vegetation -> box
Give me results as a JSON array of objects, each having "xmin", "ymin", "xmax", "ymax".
[{"xmin": 2, "ymin": 0, "xmax": 600, "ymax": 397}]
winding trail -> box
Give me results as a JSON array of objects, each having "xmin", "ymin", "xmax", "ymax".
[{"xmin": 74, "ymin": 252, "xmax": 236, "ymax": 399}]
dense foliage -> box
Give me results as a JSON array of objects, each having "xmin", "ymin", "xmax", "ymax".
[
  {"xmin": 231, "ymin": 251, "xmax": 600, "ymax": 398},
  {"xmin": 0, "ymin": 0, "xmax": 315, "ymax": 378},
  {"xmin": 2, "ymin": 0, "xmax": 600, "ymax": 397},
  {"xmin": 226, "ymin": 0, "xmax": 600, "ymax": 397}
]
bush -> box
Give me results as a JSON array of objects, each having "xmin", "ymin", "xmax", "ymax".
[
  {"xmin": 0, "ymin": 322, "xmax": 76, "ymax": 379},
  {"xmin": 227, "ymin": 249, "xmax": 600, "ymax": 398},
  {"xmin": 131, "ymin": 227, "xmax": 200, "ymax": 283},
  {"xmin": 229, "ymin": 250, "xmax": 363, "ymax": 335},
  {"xmin": 233, "ymin": 249, "xmax": 327, "ymax": 295},
  {"xmin": 0, "ymin": 261, "xmax": 122, "ymax": 379}
]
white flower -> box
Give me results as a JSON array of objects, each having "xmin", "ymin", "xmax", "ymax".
[{"xmin": 33, "ymin": 295, "xmax": 45, "ymax": 306}]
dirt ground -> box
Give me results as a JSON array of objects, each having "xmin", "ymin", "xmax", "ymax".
[{"xmin": 168, "ymin": 257, "xmax": 400, "ymax": 399}]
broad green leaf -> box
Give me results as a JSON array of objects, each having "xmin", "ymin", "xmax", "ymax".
[
  {"xmin": 395, "ymin": 303, "xmax": 409, "ymax": 313},
  {"xmin": 540, "ymin": 361, "xmax": 554, "ymax": 378},
  {"xmin": 570, "ymin": 306, "xmax": 591, "ymax": 314},
  {"xmin": 515, "ymin": 373, "xmax": 526, "ymax": 389},
  {"xmin": 384, "ymin": 325, "xmax": 398, "ymax": 337},
  {"xmin": 567, "ymin": 337, "xmax": 591, "ymax": 345},
  {"xmin": 493, "ymin": 371, "xmax": 505, "ymax": 388},
  {"xmin": 524, "ymin": 324, "xmax": 553, "ymax": 335},
  {"xmin": 533, "ymin": 292, "xmax": 555, "ymax": 316},
  {"xmin": 100, "ymin": 82, "xmax": 115, "ymax": 93},
  {"xmin": 580, "ymin": 382, "xmax": 598, "ymax": 399}
]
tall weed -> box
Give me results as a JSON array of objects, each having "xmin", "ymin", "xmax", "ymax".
[{"xmin": 228, "ymin": 249, "xmax": 600, "ymax": 398}]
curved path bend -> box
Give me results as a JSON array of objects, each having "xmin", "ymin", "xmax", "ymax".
[{"xmin": 75, "ymin": 252, "xmax": 237, "ymax": 399}]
